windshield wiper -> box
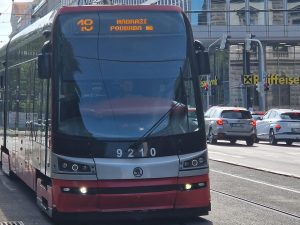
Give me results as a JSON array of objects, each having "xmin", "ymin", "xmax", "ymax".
[
  {"xmin": 140, "ymin": 67, "xmax": 188, "ymax": 140},
  {"xmin": 141, "ymin": 101, "xmax": 184, "ymax": 139},
  {"xmin": 127, "ymin": 100, "xmax": 184, "ymax": 150}
]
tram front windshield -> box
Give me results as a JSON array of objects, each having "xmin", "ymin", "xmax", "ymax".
[{"xmin": 54, "ymin": 11, "xmax": 198, "ymax": 139}]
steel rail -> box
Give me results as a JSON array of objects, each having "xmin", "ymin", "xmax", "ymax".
[{"xmin": 211, "ymin": 189, "xmax": 300, "ymax": 219}]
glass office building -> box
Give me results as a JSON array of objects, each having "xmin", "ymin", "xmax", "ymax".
[{"xmin": 111, "ymin": 0, "xmax": 300, "ymax": 110}]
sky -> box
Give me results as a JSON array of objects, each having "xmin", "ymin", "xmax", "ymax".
[{"xmin": 0, "ymin": 0, "xmax": 33, "ymax": 46}]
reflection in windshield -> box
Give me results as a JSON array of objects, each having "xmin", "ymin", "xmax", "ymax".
[
  {"xmin": 57, "ymin": 59, "xmax": 197, "ymax": 138},
  {"xmin": 54, "ymin": 12, "xmax": 199, "ymax": 139}
]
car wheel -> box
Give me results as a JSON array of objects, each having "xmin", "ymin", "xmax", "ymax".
[
  {"xmin": 230, "ymin": 139, "xmax": 236, "ymax": 144},
  {"xmin": 286, "ymin": 140, "xmax": 293, "ymax": 145},
  {"xmin": 246, "ymin": 138, "xmax": 254, "ymax": 146},
  {"xmin": 269, "ymin": 130, "xmax": 277, "ymax": 145},
  {"xmin": 208, "ymin": 128, "xmax": 217, "ymax": 144},
  {"xmin": 255, "ymin": 138, "xmax": 259, "ymax": 143}
]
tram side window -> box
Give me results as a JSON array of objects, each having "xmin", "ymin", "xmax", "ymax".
[
  {"xmin": 22, "ymin": 62, "xmax": 35, "ymax": 140},
  {"xmin": 19, "ymin": 62, "xmax": 33, "ymax": 132},
  {"xmin": 0, "ymin": 72, "xmax": 4, "ymax": 128},
  {"xmin": 172, "ymin": 59, "xmax": 199, "ymax": 133},
  {"xmin": 33, "ymin": 62, "xmax": 48, "ymax": 145},
  {"xmin": 183, "ymin": 60, "xmax": 199, "ymax": 132},
  {"xmin": 7, "ymin": 67, "xmax": 19, "ymax": 131}
]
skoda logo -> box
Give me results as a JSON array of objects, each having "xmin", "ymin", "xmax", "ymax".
[{"xmin": 133, "ymin": 167, "xmax": 143, "ymax": 177}]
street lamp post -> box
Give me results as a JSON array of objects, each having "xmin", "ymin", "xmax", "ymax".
[
  {"xmin": 206, "ymin": 34, "xmax": 230, "ymax": 110},
  {"xmin": 245, "ymin": 38, "xmax": 266, "ymax": 111}
]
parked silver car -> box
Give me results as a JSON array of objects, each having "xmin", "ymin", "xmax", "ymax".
[
  {"xmin": 204, "ymin": 106, "xmax": 256, "ymax": 146},
  {"xmin": 256, "ymin": 108, "xmax": 300, "ymax": 145}
]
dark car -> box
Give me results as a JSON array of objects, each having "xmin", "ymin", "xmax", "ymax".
[{"xmin": 204, "ymin": 106, "xmax": 257, "ymax": 146}]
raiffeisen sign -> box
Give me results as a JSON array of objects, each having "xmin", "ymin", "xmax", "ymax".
[{"xmin": 243, "ymin": 74, "xmax": 300, "ymax": 85}]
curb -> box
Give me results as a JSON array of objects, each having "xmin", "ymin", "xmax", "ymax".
[{"xmin": 210, "ymin": 158, "xmax": 300, "ymax": 179}]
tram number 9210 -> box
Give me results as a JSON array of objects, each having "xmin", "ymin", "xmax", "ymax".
[{"xmin": 116, "ymin": 147, "xmax": 157, "ymax": 158}]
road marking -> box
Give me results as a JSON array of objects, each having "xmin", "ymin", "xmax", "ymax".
[
  {"xmin": 0, "ymin": 179, "xmax": 16, "ymax": 192},
  {"xmin": 211, "ymin": 169, "xmax": 300, "ymax": 194},
  {"xmin": 209, "ymin": 151, "xmax": 244, "ymax": 158},
  {"xmin": 0, "ymin": 222, "xmax": 24, "ymax": 225}
]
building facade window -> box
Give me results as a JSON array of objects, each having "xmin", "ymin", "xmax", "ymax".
[
  {"xmin": 230, "ymin": 0, "xmax": 246, "ymax": 25},
  {"xmin": 249, "ymin": 0, "xmax": 265, "ymax": 25},
  {"xmin": 191, "ymin": 0, "xmax": 208, "ymax": 25},
  {"xmin": 287, "ymin": 0, "xmax": 300, "ymax": 24},
  {"xmin": 211, "ymin": 0, "xmax": 227, "ymax": 25},
  {"xmin": 268, "ymin": 0, "xmax": 284, "ymax": 25}
]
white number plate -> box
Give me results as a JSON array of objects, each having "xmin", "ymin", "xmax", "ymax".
[
  {"xmin": 231, "ymin": 123, "xmax": 243, "ymax": 128},
  {"xmin": 292, "ymin": 128, "xmax": 300, "ymax": 133},
  {"xmin": 116, "ymin": 147, "xmax": 157, "ymax": 158}
]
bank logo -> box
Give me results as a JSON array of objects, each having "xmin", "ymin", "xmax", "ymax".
[
  {"xmin": 243, "ymin": 74, "xmax": 300, "ymax": 85},
  {"xmin": 243, "ymin": 75, "xmax": 253, "ymax": 85},
  {"xmin": 133, "ymin": 167, "xmax": 143, "ymax": 177}
]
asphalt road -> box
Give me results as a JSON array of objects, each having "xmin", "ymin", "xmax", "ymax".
[
  {"xmin": 205, "ymin": 160, "xmax": 300, "ymax": 225},
  {"xmin": 0, "ymin": 142, "xmax": 299, "ymax": 225}
]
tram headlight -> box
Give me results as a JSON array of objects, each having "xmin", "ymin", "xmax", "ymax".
[
  {"xmin": 57, "ymin": 158, "xmax": 95, "ymax": 174},
  {"xmin": 79, "ymin": 187, "xmax": 87, "ymax": 194},
  {"xmin": 71, "ymin": 163, "xmax": 79, "ymax": 172},
  {"xmin": 61, "ymin": 186, "xmax": 96, "ymax": 195},
  {"xmin": 179, "ymin": 182, "xmax": 207, "ymax": 191},
  {"xmin": 62, "ymin": 162, "xmax": 68, "ymax": 169},
  {"xmin": 185, "ymin": 183, "xmax": 192, "ymax": 190},
  {"xmin": 180, "ymin": 155, "xmax": 207, "ymax": 170}
]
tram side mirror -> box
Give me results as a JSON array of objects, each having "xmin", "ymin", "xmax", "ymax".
[
  {"xmin": 195, "ymin": 51, "xmax": 210, "ymax": 75},
  {"xmin": 0, "ymin": 76, "xmax": 4, "ymax": 88},
  {"xmin": 38, "ymin": 53, "xmax": 51, "ymax": 79}
]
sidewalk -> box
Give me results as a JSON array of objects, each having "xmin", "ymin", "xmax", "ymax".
[{"xmin": 208, "ymin": 142, "xmax": 300, "ymax": 179}]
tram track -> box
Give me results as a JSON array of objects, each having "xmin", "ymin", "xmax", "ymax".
[{"xmin": 211, "ymin": 189, "xmax": 300, "ymax": 219}]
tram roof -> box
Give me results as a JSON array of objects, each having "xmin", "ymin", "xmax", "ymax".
[
  {"xmin": 57, "ymin": 5, "xmax": 183, "ymax": 15},
  {"xmin": 6, "ymin": 4, "xmax": 183, "ymax": 53},
  {"xmin": 8, "ymin": 10, "xmax": 56, "ymax": 51}
]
